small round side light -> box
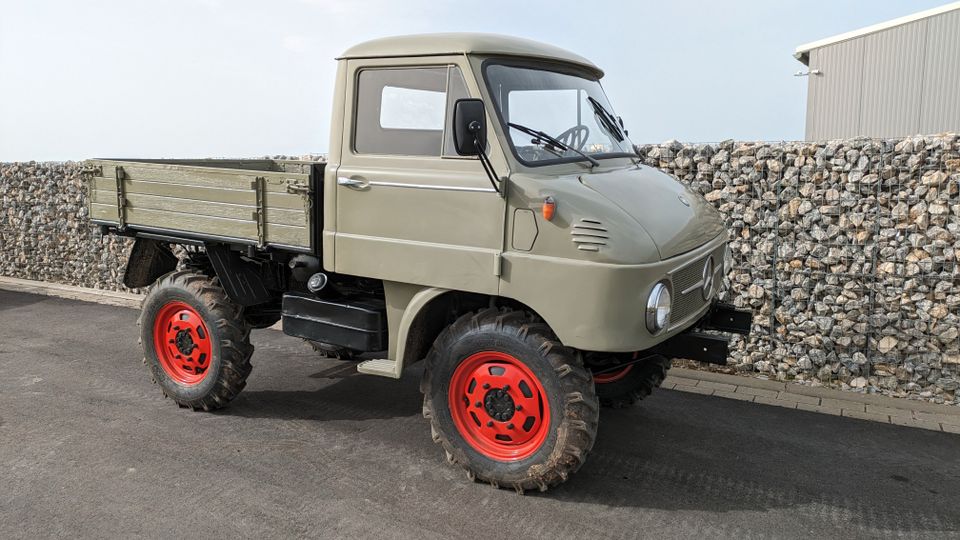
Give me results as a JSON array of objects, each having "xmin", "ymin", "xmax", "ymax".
[{"xmin": 542, "ymin": 196, "xmax": 556, "ymax": 221}]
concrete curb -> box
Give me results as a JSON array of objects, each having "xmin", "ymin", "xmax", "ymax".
[
  {"xmin": 667, "ymin": 367, "xmax": 960, "ymax": 434},
  {"xmin": 3, "ymin": 276, "xmax": 958, "ymax": 433},
  {"xmin": 0, "ymin": 276, "xmax": 142, "ymax": 308},
  {"xmin": 0, "ymin": 276, "xmax": 289, "ymax": 330}
]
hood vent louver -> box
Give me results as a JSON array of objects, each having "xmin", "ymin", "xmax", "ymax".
[{"xmin": 571, "ymin": 218, "xmax": 608, "ymax": 252}]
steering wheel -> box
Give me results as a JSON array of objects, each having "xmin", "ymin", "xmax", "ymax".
[{"xmin": 556, "ymin": 125, "xmax": 590, "ymax": 151}]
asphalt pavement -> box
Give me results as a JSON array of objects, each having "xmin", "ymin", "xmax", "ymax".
[{"xmin": 2, "ymin": 289, "xmax": 959, "ymax": 539}]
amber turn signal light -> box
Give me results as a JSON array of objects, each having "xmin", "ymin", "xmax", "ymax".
[{"xmin": 542, "ymin": 196, "xmax": 556, "ymax": 221}]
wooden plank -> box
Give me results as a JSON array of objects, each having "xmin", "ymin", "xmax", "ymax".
[
  {"xmin": 118, "ymin": 159, "xmax": 282, "ymax": 171},
  {"xmin": 94, "ymin": 162, "xmax": 308, "ymax": 193},
  {"xmin": 127, "ymin": 180, "xmax": 257, "ymax": 206},
  {"xmin": 125, "ymin": 194, "xmax": 254, "ymax": 223},
  {"xmin": 91, "ymin": 203, "xmax": 119, "ymax": 222},
  {"xmin": 91, "ymin": 189, "xmax": 116, "ymax": 205},
  {"xmin": 99, "ymin": 158, "xmax": 318, "ymax": 175},
  {"xmin": 264, "ymin": 222, "xmax": 311, "ymax": 248},
  {"xmin": 125, "ymin": 207, "xmax": 258, "ymax": 241},
  {"xmin": 262, "ymin": 189, "xmax": 312, "ymax": 211},
  {"xmin": 264, "ymin": 210, "xmax": 308, "ymax": 228},
  {"xmin": 124, "ymin": 192, "xmax": 307, "ymax": 227},
  {"xmin": 90, "ymin": 177, "xmax": 117, "ymax": 192},
  {"xmin": 92, "ymin": 177, "xmax": 267, "ymax": 207}
]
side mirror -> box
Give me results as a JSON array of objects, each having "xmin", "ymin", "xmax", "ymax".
[{"xmin": 453, "ymin": 98, "xmax": 487, "ymax": 156}]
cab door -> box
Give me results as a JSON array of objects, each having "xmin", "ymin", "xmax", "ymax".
[{"xmin": 333, "ymin": 57, "xmax": 508, "ymax": 294}]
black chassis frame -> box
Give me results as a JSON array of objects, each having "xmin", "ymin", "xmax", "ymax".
[{"xmin": 649, "ymin": 302, "xmax": 752, "ymax": 366}]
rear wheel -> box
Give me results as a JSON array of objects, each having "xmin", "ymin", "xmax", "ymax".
[
  {"xmin": 592, "ymin": 354, "xmax": 671, "ymax": 408},
  {"xmin": 139, "ymin": 271, "xmax": 253, "ymax": 411},
  {"xmin": 421, "ymin": 308, "xmax": 598, "ymax": 493}
]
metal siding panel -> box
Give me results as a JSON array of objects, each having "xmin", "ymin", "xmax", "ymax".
[
  {"xmin": 859, "ymin": 20, "xmax": 927, "ymax": 138},
  {"xmin": 804, "ymin": 48, "xmax": 818, "ymax": 139},
  {"xmin": 921, "ymin": 10, "xmax": 960, "ymax": 134},
  {"xmin": 806, "ymin": 39, "xmax": 864, "ymax": 140}
]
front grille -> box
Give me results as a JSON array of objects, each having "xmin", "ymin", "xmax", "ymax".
[
  {"xmin": 669, "ymin": 243, "xmax": 726, "ymax": 325},
  {"xmin": 673, "ymin": 259, "xmax": 705, "ymax": 295}
]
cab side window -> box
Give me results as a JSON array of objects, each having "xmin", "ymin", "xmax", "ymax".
[{"xmin": 355, "ymin": 66, "xmax": 469, "ymax": 157}]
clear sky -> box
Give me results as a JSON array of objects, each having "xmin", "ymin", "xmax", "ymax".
[{"xmin": 0, "ymin": 0, "xmax": 951, "ymax": 161}]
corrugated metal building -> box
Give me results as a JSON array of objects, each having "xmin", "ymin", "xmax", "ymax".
[{"xmin": 795, "ymin": 2, "xmax": 960, "ymax": 141}]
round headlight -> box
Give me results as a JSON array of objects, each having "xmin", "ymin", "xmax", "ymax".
[{"xmin": 646, "ymin": 281, "xmax": 672, "ymax": 334}]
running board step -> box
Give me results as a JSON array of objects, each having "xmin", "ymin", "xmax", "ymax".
[{"xmin": 356, "ymin": 358, "xmax": 401, "ymax": 379}]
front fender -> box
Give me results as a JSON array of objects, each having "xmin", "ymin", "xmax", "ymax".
[{"xmin": 383, "ymin": 282, "xmax": 452, "ymax": 377}]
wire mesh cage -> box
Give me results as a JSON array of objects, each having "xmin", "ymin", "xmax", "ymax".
[{"xmin": 636, "ymin": 135, "xmax": 960, "ymax": 401}]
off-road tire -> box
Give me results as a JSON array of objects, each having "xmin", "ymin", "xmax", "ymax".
[
  {"xmin": 421, "ymin": 307, "xmax": 599, "ymax": 493},
  {"xmin": 593, "ymin": 354, "xmax": 671, "ymax": 408},
  {"xmin": 139, "ymin": 270, "xmax": 253, "ymax": 411}
]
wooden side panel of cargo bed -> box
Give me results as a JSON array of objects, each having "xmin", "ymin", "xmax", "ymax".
[{"xmin": 86, "ymin": 160, "xmax": 312, "ymax": 250}]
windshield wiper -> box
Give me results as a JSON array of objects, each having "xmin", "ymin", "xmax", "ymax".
[
  {"xmin": 507, "ymin": 122, "xmax": 600, "ymax": 168},
  {"xmin": 586, "ymin": 96, "xmax": 625, "ymax": 142}
]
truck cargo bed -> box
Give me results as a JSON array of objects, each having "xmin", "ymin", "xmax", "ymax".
[{"xmin": 83, "ymin": 159, "xmax": 321, "ymax": 252}]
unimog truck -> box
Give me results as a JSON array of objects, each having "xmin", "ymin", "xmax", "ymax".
[{"xmin": 83, "ymin": 33, "xmax": 750, "ymax": 492}]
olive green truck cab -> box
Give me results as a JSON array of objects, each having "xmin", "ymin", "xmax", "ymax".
[{"xmin": 85, "ymin": 33, "xmax": 750, "ymax": 492}]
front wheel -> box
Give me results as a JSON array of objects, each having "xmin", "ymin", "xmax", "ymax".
[
  {"xmin": 421, "ymin": 308, "xmax": 599, "ymax": 493},
  {"xmin": 139, "ymin": 271, "xmax": 253, "ymax": 411}
]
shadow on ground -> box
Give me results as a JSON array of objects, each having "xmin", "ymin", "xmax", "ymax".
[
  {"xmin": 3, "ymin": 289, "xmax": 960, "ymax": 538},
  {"xmin": 220, "ymin": 352, "xmax": 960, "ymax": 532}
]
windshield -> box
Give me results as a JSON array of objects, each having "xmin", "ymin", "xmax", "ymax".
[{"xmin": 484, "ymin": 62, "xmax": 635, "ymax": 166}]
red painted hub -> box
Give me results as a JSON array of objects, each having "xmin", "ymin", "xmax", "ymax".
[
  {"xmin": 152, "ymin": 301, "xmax": 213, "ymax": 386},
  {"xmin": 448, "ymin": 351, "xmax": 550, "ymax": 462},
  {"xmin": 593, "ymin": 364, "xmax": 633, "ymax": 384}
]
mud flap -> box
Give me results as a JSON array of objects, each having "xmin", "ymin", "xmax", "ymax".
[
  {"xmin": 205, "ymin": 244, "xmax": 275, "ymax": 307},
  {"xmin": 123, "ymin": 238, "xmax": 178, "ymax": 288}
]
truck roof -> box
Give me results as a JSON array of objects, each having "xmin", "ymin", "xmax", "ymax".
[{"xmin": 338, "ymin": 33, "xmax": 603, "ymax": 78}]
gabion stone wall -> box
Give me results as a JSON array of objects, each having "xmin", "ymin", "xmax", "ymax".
[
  {"xmin": 636, "ymin": 134, "xmax": 960, "ymax": 404},
  {"xmin": 0, "ymin": 162, "xmax": 134, "ymax": 290},
  {"xmin": 2, "ymin": 138, "xmax": 959, "ymax": 403}
]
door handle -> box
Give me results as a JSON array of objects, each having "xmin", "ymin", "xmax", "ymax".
[{"xmin": 337, "ymin": 176, "xmax": 368, "ymax": 189}]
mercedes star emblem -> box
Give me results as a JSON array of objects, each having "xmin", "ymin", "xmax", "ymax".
[{"xmin": 701, "ymin": 257, "xmax": 715, "ymax": 300}]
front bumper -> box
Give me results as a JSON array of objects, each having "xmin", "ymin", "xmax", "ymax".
[{"xmin": 649, "ymin": 302, "xmax": 752, "ymax": 365}]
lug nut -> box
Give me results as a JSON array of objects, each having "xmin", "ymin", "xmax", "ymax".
[
  {"xmin": 515, "ymin": 405, "xmax": 523, "ymax": 411},
  {"xmin": 482, "ymin": 383, "xmax": 490, "ymax": 389},
  {"xmin": 475, "ymin": 401, "xmax": 482, "ymax": 408},
  {"xmin": 487, "ymin": 421, "xmax": 494, "ymax": 427},
  {"xmin": 507, "ymin": 423, "xmax": 514, "ymax": 430},
  {"xmin": 502, "ymin": 385, "xmax": 510, "ymax": 391}
]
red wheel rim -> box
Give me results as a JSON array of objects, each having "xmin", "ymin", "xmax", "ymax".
[
  {"xmin": 593, "ymin": 364, "xmax": 633, "ymax": 384},
  {"xmin": 152, "ymin": 301, "xmax": 213, "ymax": 386},
  {"xmin": 448, "ymin": 351, "xmax": 550, "ymax": 462}
]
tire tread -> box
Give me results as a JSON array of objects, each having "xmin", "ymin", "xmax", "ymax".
[
  {"xmin": 421, "ymin": 307, "xmax": 599, "ymax": 493},
  {"xmin": 138, "ymin": 270, "xmax": 253, "ymax": 411},
  {"xmin": 596, "ymin": 355, "xmax": 671, "ymax": 408}
]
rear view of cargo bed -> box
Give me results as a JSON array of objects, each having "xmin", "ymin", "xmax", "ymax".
[{"xmin": 82, "ymin": 158, "xmax": 321, "ymax": 252}]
